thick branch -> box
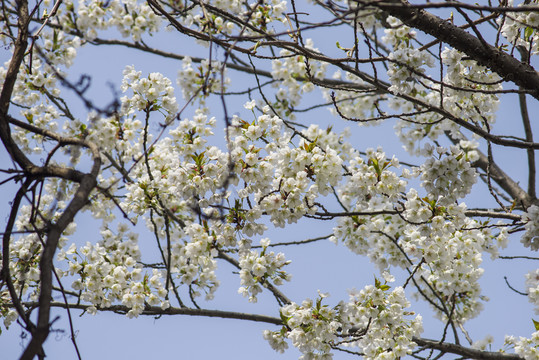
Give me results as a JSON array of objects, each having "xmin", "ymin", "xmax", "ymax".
[
  {"xmin": 516, "ymin": 46, "xmax": 536, "ymax": 199},
  {"xmin": 445, "ymin": 131, "xmax": 536, "ymax": 209},
  {"xmin": 22, "ymin": 302, "xmax": 283, "ymax": 326},
  {"xmin": 473, "ymin": 148, "xmax": 535, "ymax": 209},
  {"xmin": 20, "ymin": 127, "xmax": 101, "ymax": 360},
  {"xmin": 414, "ymin": 337, "xmax": 523, "ymax": 360},
  {"xmin": 15, "ymin": 303, "xmax": 525, "ymax": 359},
  {"xmin": 315, "ymin": 209, "xmax": 522, "ymax": 221},
  {"xmin": 21, "ymin": 171, "xmax": 100, "ymax": 359},
  {"xmin": 1, "ymin": 180, "xmax": 35, "ymax": 332},
  {"xmin": 0, "ymin": 0, "xmax": 33, "ymax": 171}
]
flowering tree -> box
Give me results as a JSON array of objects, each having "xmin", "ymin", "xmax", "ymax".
[{"xmin": 1, "ymin": 0, "xmax": 539, "ymax": 358}]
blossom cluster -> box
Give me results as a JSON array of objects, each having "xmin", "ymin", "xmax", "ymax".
[
  {"xmin": 244, "ymin": 0, "xmax": 288, "ymax": 33},
  {"xmin": 182, "ymin": 0, "xmax": 287, "ymax": 36},
  {"xmin": 122, "ymin": 109, "xmax": 229, "ymax": 217},
  {"xmin": 264, "ymin": 282, "xmax": 423, "ymax": 360},
  {"xmin": 384, "ymin": 16, "xmax": 435, "ymax": 95},
  {"xmin": 505, "ymin": 330, "xmax": 539, "ymax": 360},
  {"xmin": 121, "ymin": 65, "xmax": 179, "ymax": 119},
  {"xmin": 499, "ymin": 0, "xmax": 539, "ymax": 54},
  {"xmin": 525, "ymin": 269, "xmax": 539, "ymax": 313},
  {"xmin": 522, "ymin": 205, "xmax": 539, "ymax": 250},
  {"xmin": 403, "ymin": 195, "xmax": 495, "ymax": 320},
  {"xmin": 238, "ymin": 238, "xmax": 291, "ymax": 302},
  {"xmin": 439, "ymin": 47, "xmax": 501, "ymax": 127},
  {"xmin": 69, "ymin": 0, "xmax": 161, "ymax": 41},
  {"xmin": 269, "ymin": 296, "xmax": 340, "ymax": 359},
  {"xmin": 117, "ymin": 109, "xmax": 232, "ymax": 299},
  {"xmin": 393, "ymin": 46, "xmax": 501, "ymax": 156},
  {"xmin": 418, "ymin": 144, "xmax": 478, "ymax": 205},
  {"xmin": 59, "ymin": 224, "xmax": 170, "ymax": 317},
  {"xmin": 226, "ymin": 103, "xmax": 345, "ymax": 228},
  {"xmin": 271, "ymin": 39, "xmax": 327, "ymax": 111},
  {"xmin": 177, "ymin": 56, "xmax": 230, "ymax": 105},
  {"xmin": 0, "ymin": 30, "xmax": 80, "ymax": 153},
  {"xmin": 166, "ymin": 222, "xmax": 221, "ymax": 300},
  {"xmin": 332, "ymin": 144, "xmax": 506, "ymax": 321},
  {"xmin": 0, "ymin": 179, "xmax": 79, "ymax": 329},
  {"xmin": 64, "ymin": 65, "xmax": 176, "ymax": 164}
]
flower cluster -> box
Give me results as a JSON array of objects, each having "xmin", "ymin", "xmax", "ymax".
[
  {"xmin": 271, "ymin": 39, "xmax": 327, "ymax": 110},
  {"xmin": 332, "ymin": 148, "xmax": 408, "ymax": 269},
  {"xmin": 0, "ymin": 28, "xmax": 81, "ymax": 153},
  {"xmin": 0, "ymin": 302, "xmax": 18, "ymax": 330},
  {"xmin": 522, "ymin": 205, "xmax": 539, "ymax": 250},
  {"xmin": 121, "ymin": 65, "xmax": 179, "ymax": 119},
  {"xmin": 499, "ymin": 0, "xmax": 539, "ymax": 54},
  {"xmin": 525, "ymin": 269, "xmax": 539, "ymax": 313},
  {"xmin": 244, "ymin": 0, "xmax": 287, "ymax": 33},
  {"xmin": 238, "ymin": 238, "xmax": 291, "ymax": 303},
  {"xmin": 122, "ymin": 110, "xmax": 229, "ymax": 217},
  {"xmin": 181, "ymin": 0, "xmax": 240, "ymax": 35},
  {"xmin": 272, "ymin": 295, "xmax": 340, "ymax": 359},
  {"xmin": 264, "ymin": 282, "xmax": 423, "ymax": 360},
  {"xmin": 384, "ymin": 16, "xmax": 435, "ymax": 95},
  {"xmin": 72, "ymin": 0, "xmax": 161, "ymax": 41},
  {"xmin": 119, "ymin": 111, "xmax": 231, "ymax": 299},
  {"xmin": 439, "ymin": 47, "xmax": 501, "ymax": 126},
  {"xmin": 227, "ymin": 105, "xmax": 346, "ymax": 228},
  {"xmin": 404, "ymin": 189, "xmax": 503, "ymax": 316},
  {"xmin": 393, "ymin": 47, "xmax": 501, "ymax": 156},
  {"xmin": 332, "ymin": 143, "xmax": 505, "ymax": 322},
  {"xmin": 74, "ymin": 66, "xmax": 176, "ymax": 159},
  {"xmin": 0, "ymin": 178, "xmax": 80, "ymax": 330},
  {"xmin": 340, "ymin": 147, "xmax": 405, "ymax": 205},
  {"xmin": 183, "ymin": 0, "xmax": 287, "ymax": 36},
  {"xmin": 177, "ymin": 56, "xmax": 229, "ymax": 105},
  {"xmin": 505, "ymin": 330, "xmax": 539, "ymax": 360},
  {"xmin": 418, "ymin": 144, "xmax": 478, "ymax": 205},
  {"xmin": 166, "ymin": 223, "xmax": 220, "ymax": 300},
  {"xmin": 59, "ymin": 224, "xmax": 169, "ymax": 317},
  {"xmin": 341, "ymin": 283, "xmax": 423, "ymax": 359}
]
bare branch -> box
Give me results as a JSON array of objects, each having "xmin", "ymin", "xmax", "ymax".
[
  {"xmin": 20, "ymin": 302, "xmax": 284, "ymax": 326},
  {"xmin": 414, "ymin": 337, "xmax": 524, "ymax": 360}
]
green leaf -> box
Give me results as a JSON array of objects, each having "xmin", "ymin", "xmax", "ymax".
[
  {"xmin": 525, "ymin": 26, "xmax": 534, "ymax": 40},
  {"xmin": 279, "ymin": 310, "xmax": 290, "ymax": 325},
  {"xmin": 533, "ymin": 319, "xmax": 539, "ymax": 331},
  {"xmin": 424, "ymin": 123, "xmax": 433, "ymax": 135},
  {"xmin": 316, "ymin": 297, "xmax": 322, "ymax": 310}
]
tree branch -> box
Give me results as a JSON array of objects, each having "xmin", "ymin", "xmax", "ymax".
[
  {"xmin": 20, "ymin": 302, "xmax": 283, "ymax": 326},
  {"xmin": 414, "ymin": 337, "xmax": 524, "ymax": 360},
  {"xmin": 0, "ymin": 0, "xmax": 33, "ymax": 171},
  {"xmin": 516, "ymin": 46, "xmax": 536, "ymax": 199}
]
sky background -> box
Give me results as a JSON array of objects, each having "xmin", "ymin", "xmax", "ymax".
[{"xmin": 1, "ymin": 1, "xmax": 539, "ymax": 359}]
